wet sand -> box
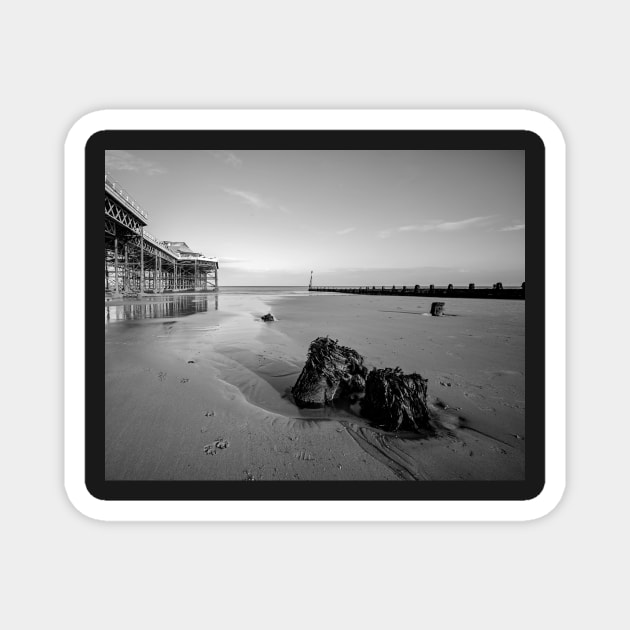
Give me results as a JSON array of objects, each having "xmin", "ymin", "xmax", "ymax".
[{"xmin": 105, "ymin": 291, "xmax": 525, "ymax": 481}]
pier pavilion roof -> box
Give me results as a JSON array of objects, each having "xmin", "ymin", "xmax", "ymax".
[{"xmin": 164, "ymin": 241, "xmax": 198, "ymax": 256}]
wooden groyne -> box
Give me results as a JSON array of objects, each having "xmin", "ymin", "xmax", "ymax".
[{"xmin": 309, "ymin": 283, "xmax": 525, "ymax": 300}]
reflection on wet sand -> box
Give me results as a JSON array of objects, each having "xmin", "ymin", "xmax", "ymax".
[{"xmin": 105, "ymin": 293, "xmax": 219, "ymax": 322}]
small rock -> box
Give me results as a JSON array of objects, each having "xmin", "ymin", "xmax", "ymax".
[
  {"xmin": 261, "ymin": 313, "xmax": 276, "ymax": 322},
  {"xmin": 205, "ymin": 411, "xmax": 215, "ymax": 417}
]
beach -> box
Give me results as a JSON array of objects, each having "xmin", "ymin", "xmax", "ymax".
[{"xmin": 105, "ymin": 289, "xmax": 525, "ymax": 481}]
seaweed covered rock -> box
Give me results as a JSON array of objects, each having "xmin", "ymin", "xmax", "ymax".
[
  {"xmin": 292, "ymin": 337, "xmax": 368, "ymax": 408},
  {"xmin": 361, "ymin": 367, "xmax": 431, "ymax": 432}
]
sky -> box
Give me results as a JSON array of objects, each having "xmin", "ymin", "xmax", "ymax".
[{"xmin": 105, "ymin": 149, "xmax": 525, "ymax": 286}]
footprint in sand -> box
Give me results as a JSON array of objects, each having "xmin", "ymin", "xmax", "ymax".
[
  {"xmin": 204, "ymin": 439, "xmax": 229, "ymax": 455},
  {"xmin": 294, "ymin": 450, "xmax": 314, "ymax": 461}
]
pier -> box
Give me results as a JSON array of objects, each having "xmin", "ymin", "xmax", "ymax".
[
  {"xmin": 104, "ymin": 173, "xmax": 219, "ymax": 299},
  {"xmin": 309, "ymin": 283, "xmax": 525, "ymax": 299}
]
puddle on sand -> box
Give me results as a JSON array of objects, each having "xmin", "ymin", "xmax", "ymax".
[{"xmin": 105, "ymin": 294, "xmax": 219, "ymax": 322}]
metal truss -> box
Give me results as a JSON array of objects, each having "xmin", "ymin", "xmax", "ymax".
[{"xmin": 105, "ymin": 195, "xmax": 143, "ymax": 234}]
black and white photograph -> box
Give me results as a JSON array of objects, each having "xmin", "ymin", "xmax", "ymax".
[{"xmin": 103, "ymin": 147, "xmax": 528, "ymax": 484}]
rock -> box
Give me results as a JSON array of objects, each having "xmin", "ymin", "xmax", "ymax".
[
  {"xmin": 292, "ymin": 337, "xmax": 368, "ymax": 408},
  {"xmin": 261, "ymin": 313, "xmax": 276, "ymax": 322},
  {"xmin": 361, "ymin": 367, "xmax": 431, "ymax": 433},
  {"xmin": 430, "ymin": 302, "xmax": 445, "ymax": 316}
]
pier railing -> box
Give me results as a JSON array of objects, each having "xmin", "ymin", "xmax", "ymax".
[
  {"xmin": 142, "ymin": 229, "xmax": 182, "ymax": 259},
  {"xmin": 105, "ymin": 173, "xmax": 148, "ymax": 220}
]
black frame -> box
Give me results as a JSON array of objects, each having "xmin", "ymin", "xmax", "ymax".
[{"xmin": 87, "ymin": 129, "xmax": 545, "ymax": 501}]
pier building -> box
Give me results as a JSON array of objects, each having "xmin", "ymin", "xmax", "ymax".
[{"xmin": 104, "ymin": 173, "xmax": 219, "ymax": 298}]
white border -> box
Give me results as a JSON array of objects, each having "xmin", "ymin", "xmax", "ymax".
[{"xmin": 64, "ymin": 110, "xmax": 565, "ymax": 521}]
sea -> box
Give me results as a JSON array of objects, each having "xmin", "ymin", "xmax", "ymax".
[{"xmin": 217, "ymin": 285, "xmax": 308, "ymax": 295}]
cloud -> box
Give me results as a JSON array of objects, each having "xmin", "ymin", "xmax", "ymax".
[
  {"xmin": 499, "ymin": 224, "xmax": 525, "ymax": 232},
  {"xmin": 209, "ymin": 151, "xmax": 243, "ymax": 168},
  {"xmin": 431, "ymin": 216, "xmax": 492, "ymax": 231},
  {"xmin": 223, "ymin": 188, "xmax": 269, "ymax": 209},
  {"xmin": 378, "ymin": 216, "xmax": 492, "ymax": 238},
  {"xmin": 105, "ymin": 150, "xmax": 165, "ymax": 176},
  {"xmin": 222, "ymin": 188, "xmax": 290, "ymax": 213},
  {"xmin": 219, "ymin": 257, "xmax": 250, "ymax": 263},
  {"xmin": 336, "ymin": 227, "xmax": 356, "ymax": 235}
]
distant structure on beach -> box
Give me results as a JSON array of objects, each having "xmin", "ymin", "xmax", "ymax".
[
  {"xmin": 310, "ymin": 283, "xmax": 525, "ymax": 300},
  {"xmin": 104, "ymin": 173, "xmax": 219, "ymax": 298}
]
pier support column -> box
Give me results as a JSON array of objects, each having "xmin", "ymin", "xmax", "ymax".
[
  {"xmin": 124, "ymin": 243, "xmax": 129, "ymax": 293},
  {"xmin": 114, "ymin": 237, "xmax": 118, "ymax": 293},
  {"xmin": 139, "ymin": 230, "xmax": 144, "ymax": 294}
]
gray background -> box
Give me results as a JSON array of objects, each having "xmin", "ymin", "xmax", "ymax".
[{"xmin": 3, "ymin": 0, "xmax": 625, "ymax": 627}]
